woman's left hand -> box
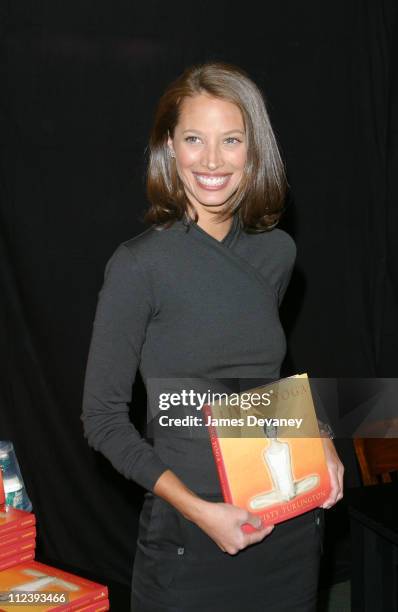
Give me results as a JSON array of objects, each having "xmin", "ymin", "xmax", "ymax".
[{"xmin": 320, "ymin": 438, "xmax": 344, "ymax": 509}]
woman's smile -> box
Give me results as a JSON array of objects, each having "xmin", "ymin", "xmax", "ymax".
[{"xmin": 193, "ymin": 172, "xmax": 232, "ymax": 190}]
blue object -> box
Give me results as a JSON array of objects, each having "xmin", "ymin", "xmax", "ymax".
[{"xmin": 0, "ymin": 441, "xmax": 32, "ymax": 512}]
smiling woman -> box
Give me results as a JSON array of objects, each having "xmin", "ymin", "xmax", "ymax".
[{"xmin": 81, "ymin": 61, "xmax": 343, "ymax": 612}]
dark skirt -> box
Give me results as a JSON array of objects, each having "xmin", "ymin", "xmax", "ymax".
[{"xmin": 131, "ymin": 493, "xmax": 324, "ymax": 612}]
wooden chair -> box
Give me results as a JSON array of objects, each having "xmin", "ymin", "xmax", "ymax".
[{"xmin": 354, "ymin": 438, "xmax": 398, "ymax": 485}]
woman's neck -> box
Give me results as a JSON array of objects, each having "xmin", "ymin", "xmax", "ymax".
[{"xmin": 188, "ymin": 206, "xmax": 234, "ymax": 242}]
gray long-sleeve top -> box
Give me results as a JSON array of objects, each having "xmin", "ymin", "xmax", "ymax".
[{"xmin": 81, "ymin": 214, "xmax": 296, "ymax": 493}]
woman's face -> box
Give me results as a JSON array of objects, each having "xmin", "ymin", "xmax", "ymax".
[{"xmin": 168, "ymin": 94, "xmax": 247, "ymax": 214}]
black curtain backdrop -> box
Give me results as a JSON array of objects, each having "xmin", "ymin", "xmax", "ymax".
[{"xmin": 1, "ymin": 0, "xmax": 397, "ymax": 589}]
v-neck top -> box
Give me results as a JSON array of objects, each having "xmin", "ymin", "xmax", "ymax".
[
  {"xmin": 81, "ymin": 214, "xmax": 296, "ymax": 493},
  {"xmin": 188, "ymin": 212, "xmax": 242, "ymax": 248}
]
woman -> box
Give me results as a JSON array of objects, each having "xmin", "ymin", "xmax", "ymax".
[{"xmin": 81, "ymin": 62, "xmax": 344, "ymax": 611}]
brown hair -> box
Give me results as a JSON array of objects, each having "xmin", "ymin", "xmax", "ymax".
[{"xmin": 145, "ymin": 62, "xmax": 287, "ymax": 231}]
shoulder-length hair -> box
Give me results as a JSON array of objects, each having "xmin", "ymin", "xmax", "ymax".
[{"xmin": 145, "ymin": 62, "xmax": 287, "ymax": 231}]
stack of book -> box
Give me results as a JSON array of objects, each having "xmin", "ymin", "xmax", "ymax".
[
  {"xmin": 0, "ymin": 506, "xmax": 36, "ymax": 571},
  {"xmin": 0, "ymin": 470, "xmax": 109, "ymax": 610}
]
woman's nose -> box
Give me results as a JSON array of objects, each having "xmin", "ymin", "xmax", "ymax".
[{"xmin": 201, "ymin": 143, "xmax": 223, "ymax": 170}]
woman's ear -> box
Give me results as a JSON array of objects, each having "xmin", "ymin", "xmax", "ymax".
[{"xmin": 167, "ymin": 134, "xmax": 175, "ymax": 157}]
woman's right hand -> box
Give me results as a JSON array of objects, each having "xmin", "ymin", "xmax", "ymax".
[
  {"xmin": 153, "ymin": 469, "xmax": 274, "ymax": 555},
  {"xmin": 193, "ymin": 500, "xmax": 274, "ymax": 555}
]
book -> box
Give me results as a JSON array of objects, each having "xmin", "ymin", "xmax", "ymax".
[
  {"xmin": 0, "ymin": 507, "xmax": 36, "ymax": 536},
  {"xmin": 0, "ymin": 560, "xmax": 109, "ymax": 611},
  {"xmin": 204, "ymin": 374, "xmax": 331, "ymax": 531},
  {"xmin": 0, "ymin": 526, "xmax": 36, "ymax": 547},
  {"xmin": 0, "ymin": 538, "xmax": 36, "ymax": 560},
  {"xmin": 0, "ymin": 550, "xmax": 35, "ymax": 571}
]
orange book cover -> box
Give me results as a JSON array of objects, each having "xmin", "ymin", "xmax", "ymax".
[
  {"xmin": 0, "ymin": 549, "xmax": 35, "ymax": 571},
  {"xmin": 0, "ymin": 538, "xmax": 36, "ymax": 560},
  {"xmin": 0, "ymin": 507, "xmax": 36, "ymax": 535},
  {"xmin": 0, "ymin": 560, "xmax": 108, "ymax": 611},
  {"xmin": 204, "ymin": 374, "xmax": 331, "ymax": 531},
  {"xmin": 0, "ymin": 526, "xmax": 36, "ymax": 547}
]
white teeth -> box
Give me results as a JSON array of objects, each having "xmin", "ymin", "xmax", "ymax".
[{"xmin": 195, "ymin": 174, "xmax": 229, "ymax": 186}]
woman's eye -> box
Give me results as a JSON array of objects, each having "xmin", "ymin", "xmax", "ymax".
[
  {"xmin": 224, "ymin": 137, "xmax": 241, "ymax": 144},
  {"xmin": 185, "ymin": 136, "xmax": 201, "ymax": 143}
]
